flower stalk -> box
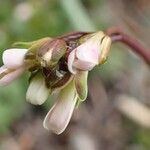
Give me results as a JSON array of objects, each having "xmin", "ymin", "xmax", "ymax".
[{"xmin": 106, "ymin": 27, "xmax": 150, "ymax": 66}]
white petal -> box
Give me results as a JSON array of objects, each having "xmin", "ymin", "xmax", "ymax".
[
  {"xmin": 26, "ymin": 73, "xmax": 50, "ymax": 105},
  {"xmin": 0, "ymin": 65, "xmax": 25, "ymax": 86},
  {"xmin": 76, "ymin": 40, "xmax": 100, "ymax": 64},
  {"xmin": 3, "ymin": 48, "xmax": 28, "ymax": 69},
  {"xmin": 43, "ymin": 80, "xmax": 77, "ymax": 134},
  {"xmin": 67, "ymin": 50, "xmax": 77, "ymax": 74},
  {"xmin": 68, "ymin": 31, "xmax": 107, "ymax": 73},
  {"xmin": 73, "ymin": 60, "xmax": 96, "ymax": 71}
]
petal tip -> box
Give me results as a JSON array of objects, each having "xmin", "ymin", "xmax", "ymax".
[{"xmin": 2, "ymin": 48, "xmax": 28, "ymax": 69}]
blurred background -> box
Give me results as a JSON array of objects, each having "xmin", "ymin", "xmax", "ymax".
[{"xmin": 0, "ymin": 0, "xmax": 150, "ymax": 150}]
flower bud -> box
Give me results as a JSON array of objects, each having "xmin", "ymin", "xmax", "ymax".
[
  {"xmin": 24, "ymin": 37, "xmax": 52, "ymax": 61},
  {"xmin": 37, "ymin": 39, "xmax": 66, "ymax": 68},
  {"xmin": 68, "ymin": 31, "xmax": 112, "ymax": 74}
]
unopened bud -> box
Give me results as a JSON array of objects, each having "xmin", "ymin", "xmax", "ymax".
[
  {"xmin": 37, "ymin": 39, "xmax": 66, "ymax": 67},
  {"xmin": 24, "ymin": 37, "xmax": 52, "ymax": 61},
  {"xmin": 68, "ymin": 31, "xmax": 107, "ymax": 74},
  {"xmin": 79, "ymin": 31, "xmax": 112, "ymax": 65}
]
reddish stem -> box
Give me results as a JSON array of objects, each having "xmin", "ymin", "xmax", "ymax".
[{"xmin": 106, "ymin": 27, "xmax": 150, "ymax": 65}]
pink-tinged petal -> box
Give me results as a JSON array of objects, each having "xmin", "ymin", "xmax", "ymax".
[
  {"xmin": 67, "ymin": 31, "xmax": 108, "ymax": 73},
  {"xmin": 0, "ymin": 66, "xmax": 25, "ymax": 86},
  {"xmin": 73, "ymin": 59, "xmax": 96, "ymax": 71},
  {"xmin": 43, "ymin": 80, "xmax": 77, "ymax": 134},
  {"xmin": 76, "ymin": 40, "xmax": 100, "ymax": 65},
  {"xmin": 3, "ymin": 48, "xmax": 28, "ymax": 69},
  {"xmin": 67, "ymin": 50, "xmax": 77, "ymax": 74}
]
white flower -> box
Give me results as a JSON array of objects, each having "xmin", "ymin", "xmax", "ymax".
[
  {"xmin": 68, "ymin": 31, "xmax": 111, "ymax": 74},
  {"xmin": 0, "ymin": 32, "xmax": 112, "ymax": 135},
  {"xmin": 0, "ymin": 48, "xmax": 28, "ymax": 86},
  {"xmin": 43, "ymin": 80, "xmax": 77, "ymax": 134}
]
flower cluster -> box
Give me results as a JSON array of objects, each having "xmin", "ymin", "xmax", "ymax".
[{"xmin": 0, "ymin": 31, "xmax": 111, "ymax": 134}]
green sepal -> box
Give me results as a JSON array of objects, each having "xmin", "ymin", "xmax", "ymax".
[
  {"xmin": 24, "ymin": 37, "xmax": 52, "ymax": 64},
  {"xmin": 75, "ymin": 71, "xmax": 88, "ymax": 101},
  {"xmin": 28, "ymin": 37, "xmax": 52, "ymax": 53},
  {"xmin": 78, "ymin": 33, "xmax": 95, "ymax": 44},
  {"xmin": 37, "ymin": 39, "xmax": 67, "ymax": 68},
  {"xmin": 12, "ymin": 41, "xmax": 37, "ymax": 49},
  {"xmin": 75, "ymin": 97, "xmax": 83, "ymax": 108}
]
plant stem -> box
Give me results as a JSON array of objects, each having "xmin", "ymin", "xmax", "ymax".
[{"xmin": 106, "ymin": 27, "xmax": 150, "ymax": 65}]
